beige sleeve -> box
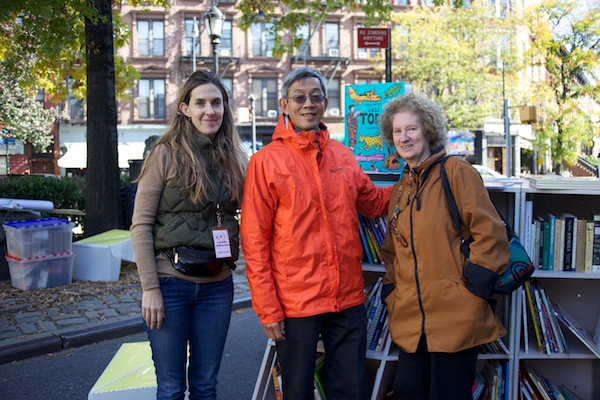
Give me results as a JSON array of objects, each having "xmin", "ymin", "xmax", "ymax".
[{"xmin": 130, "ymin": 145, "xmax": 173, "ymax": 291}]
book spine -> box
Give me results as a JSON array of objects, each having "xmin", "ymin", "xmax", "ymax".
[
  {"xmin": 547, "ymin": 214, "xmax": 556, "ymax": 271},
  {"xmin": 585, "ymin": 221, "xmax": 594, "ymax": 273},
  {"xmin": 357, "ymin": 214, "xmax": 374, "ymax": 265},
  {"xmin": 593, "ymin": 214, "xmax": 600, "ymax": 273},
  {"xmin": 561, "ymin": 214, "xmax": 576, "ymax": 271},
  {"xmin": 575, "ymin": 219, "xmax": 587, "ymax": 272},
  {"xmin": 524, "ymin": 200, "xmax": 533, "ymax": 256}
]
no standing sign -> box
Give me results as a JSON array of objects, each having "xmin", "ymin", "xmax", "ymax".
[{"xmin": 357, "ymin": 28, "xmax": 390, "ymax": 49}]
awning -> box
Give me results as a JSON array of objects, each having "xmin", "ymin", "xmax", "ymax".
[{"xmin": 58, "ymin": 142, "xmax": 146, "ymax": 169}]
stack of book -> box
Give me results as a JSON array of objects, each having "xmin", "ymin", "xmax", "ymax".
[
  {"xmin": 472, "ymin": 360, "xmax": 508, "ymax": 400},
  {"xmin": 523, "ymin": 279, "xmax": 600, "ymax": 359},
  {"xmin": 364, "ymin": 277, "xmax": 389, "ymax": 352},
  {"xmin": 528, "ymin": 176, "xmax": 600, "ymax": 190},
  {"xmin": 521, "ymin": 203, "xmax": 600, "ymax": 273},
  {"xmin": 520, "ymin": 362, "xmax": 584, "ymax": 399},
  {"xmin": 358, "ymin": 214, "xmax": 387, "ymax": 265}
]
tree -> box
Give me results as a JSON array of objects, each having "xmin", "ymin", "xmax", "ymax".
[
  {"xmin": 390, "ymin": 3, "xmax": 521, "ymax": 131},
  {"xmin": 0, "ymin": 0, "xmax": 166, "ymax": 236},
  {"xmin": 0, "ymin": 67, "xmax": 57, "ymax": 150},
  {"xmin": 525, "ymin": 0, "xmax": 600, "ymax": 173},
  {"xmin": 236, "ymin": 0, "xmax": 394, "ymax": 55}
]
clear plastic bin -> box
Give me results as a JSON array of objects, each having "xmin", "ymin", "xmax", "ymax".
[
  {"xmin": 2, "ymin": 218, "xmax": 74, "ymax": 259},
  {"xmin": 6, "ymin": 252, "xmax": 76, "ymax": 290}
]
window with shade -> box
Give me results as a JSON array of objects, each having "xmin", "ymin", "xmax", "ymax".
[
  {"xmin": 251, "ymin": 22, "xmax": 275, "ymax": 57},
  {"xmin": 138, "ymin": 78, "xmax": 166, "ymax": 119},
  {"xmin": 326, "ymin": 79, "xmax": 340, "ymax": 117},
  {"xmin": 137, "ymin": 20, "xmax": 164, "ymax": 57},
  {"xmin": 252, "ymin": 78, "xmax": 278, "ymax": 117},
  {"xmin": 184, "ymin": 18, "xmax": 200, "ymax": 57}
]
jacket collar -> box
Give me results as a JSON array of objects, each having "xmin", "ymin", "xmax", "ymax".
[
  {"xmin": 272, "ymin": 114, "xmax": 330, "ymax": 151},
  {"xmin": 403, "ymin": 146, "xmax": 447, "ymax": 177}
]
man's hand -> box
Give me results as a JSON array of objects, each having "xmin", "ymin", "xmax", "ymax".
[{"xmin": 263, "ymin": 320, "xmax": 286, "ymax": 341}]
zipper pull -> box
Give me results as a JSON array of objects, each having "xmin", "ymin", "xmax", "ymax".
[{"xmin": 174, "ymin": 249, "xmax": 179, "ymax": 264}]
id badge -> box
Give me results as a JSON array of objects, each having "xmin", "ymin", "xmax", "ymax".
[{"xmin": 212, "ymin": 227, "xmax": 232, "ymax": 258}]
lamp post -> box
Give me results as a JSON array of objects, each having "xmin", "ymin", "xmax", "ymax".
[
  {"xmin": 249, "ymin": 94, "xmax": 257, "ymax": 154},
  {"xmin": 502, "ymin": 60, "xmax": 512, "ymax": 177},
  {"xmin": 204, "ymin": 2, "xmax": 225, "ymax": 75},
  {"xmin": 191, "ymin": 17, "xmax": 199, "ymax": 73}
]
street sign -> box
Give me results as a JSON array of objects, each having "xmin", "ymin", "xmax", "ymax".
[{"xmin": 357, "ymin": 28, "xmax": 389, "ymax": 49}]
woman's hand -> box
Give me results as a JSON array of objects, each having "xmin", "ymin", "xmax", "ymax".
[{"xmin": 141, "ymin": 288, "xmax": 165, "ymax": 330}]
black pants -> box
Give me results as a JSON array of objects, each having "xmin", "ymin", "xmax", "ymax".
[
  {"xmin": 393, "ymin": 335, "xmax": 479, "ymax": 400},
  {"xmin": 275, "ymin": 304, "xmax": 367, "ymax": 400}
]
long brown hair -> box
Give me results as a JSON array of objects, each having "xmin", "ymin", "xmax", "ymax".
[{"xmin": 137, "ymin": 71, "xmax": 247, "ymax": 204}]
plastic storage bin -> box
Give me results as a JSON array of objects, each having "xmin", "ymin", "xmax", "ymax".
[
  {"xmin": 5, "ymin": 252, "xmax": 76, "ymax": 290},
  {"xmin": 2, "ymin": 218, "xmax": 74, "ymax": 259}
]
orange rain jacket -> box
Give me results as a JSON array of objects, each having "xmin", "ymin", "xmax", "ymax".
[{"xmin": 241, "ymin": 115, "xmax": 392, "ymax": 325}]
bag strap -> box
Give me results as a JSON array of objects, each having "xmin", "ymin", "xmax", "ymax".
[{"xmin": 439, "ymin": 156, "xmax": 515, "ymax": 247}]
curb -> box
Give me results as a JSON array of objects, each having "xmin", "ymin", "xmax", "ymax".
[{"xmin": 0, "ymin": 295, "xmax": 253, "ymax": 365}]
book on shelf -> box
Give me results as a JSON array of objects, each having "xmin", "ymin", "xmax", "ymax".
[
  {"xmin": 575, "ymin": 219, "xmax": 587, "ymax": 272},
  {"xmin": 520, "ymin": 362, "xmax": 553, "ymax": 400},
  {"xmin": 552, "ymin": 302, "xmax": 600, "ymax": 359},
  {"xmin": 524, "ymin": 281, "xmax": 544, "ymax": 353},
  {"xmin": 524, "ymin": 200, "xmax": 533, "ymax": 257},
  {"xmin": 314, "ymin": 353, "xmax": 326, "ymax": 400},
  {"xmin": 553, "ymin": 217, "xmax": 564, "ymax": 272},
  {"xmin": 543, "ymin": 215, "xmax": 556, "ymax": 270},
  {"xmin": 272, "ymin": 362, "xmax": 283, "ymax": 400},
  {"xmin": 593, "ymin": 214, "xmax": 600, "ymax": 273},
  {"xmin": 561, "ymin": 213, "xmax": 577, "ymax": 271},
  {"xmin": 522, "ymin": 292, "xmax": 529, "ymax": 353},
  {"xmin": 585, "ymin": 220, "xmax": 595, "ymax": 273},
  {"xmin": 527, "ymin": 175, "xmax": 600, "ymax": 190}
]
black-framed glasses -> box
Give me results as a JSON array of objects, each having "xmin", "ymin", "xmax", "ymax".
[{"xmin": 288, "ymin": 94, "xmax": 326, "ymax": 105}]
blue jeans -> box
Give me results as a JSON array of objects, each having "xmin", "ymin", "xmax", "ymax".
[{"xmin": 144, "ymin": 275, "xmax": 233, "ymax": 400}]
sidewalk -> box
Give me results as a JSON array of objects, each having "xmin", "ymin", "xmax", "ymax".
[{"xmin": 0, "ymin": 260, "xmax": 251, "ymax": 365}]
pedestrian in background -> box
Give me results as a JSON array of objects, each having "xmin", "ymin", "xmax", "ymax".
[
  {"xmin": 130, "ymin": 70, "xmax": 247, "ymax": 400},
  {"xmin": 241, "ymin": 67, "xmax": 392, "ymax": 400},
  {"xmin": 379, "ymin": 93, "xmax": 509, "ymax": 400}
]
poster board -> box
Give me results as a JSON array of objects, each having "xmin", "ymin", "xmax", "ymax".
[{"xmin": 344, "ymin": 82, "xmax": 409, "ymax": 178}]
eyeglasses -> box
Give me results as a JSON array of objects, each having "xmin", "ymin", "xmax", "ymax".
[
  {"xmin": 388, "ymin": 214, "xmax": 408, "ymax": 247},
  {"xmin": 288, "ymin": 94, "xmax": 326, "ymax": 105}
]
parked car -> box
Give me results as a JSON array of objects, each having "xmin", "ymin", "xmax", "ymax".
[{"xmin": 472, "ymin": 164, "xmax": 506, "ymax": 179}]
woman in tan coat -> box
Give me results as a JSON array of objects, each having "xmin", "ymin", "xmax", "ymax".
[{"xmin": 379, "ymin": 93, "xmax": 509, "ymax": 400}]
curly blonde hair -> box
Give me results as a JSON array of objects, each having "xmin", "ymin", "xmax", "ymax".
[{"xmin": 380, "ymin": 93, "xmax": 447, "ymax": 155}]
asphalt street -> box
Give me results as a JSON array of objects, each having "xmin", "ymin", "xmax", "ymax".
[{"xmin": 0, "ymin": 305, "xmax": 267, "ymax": 400}]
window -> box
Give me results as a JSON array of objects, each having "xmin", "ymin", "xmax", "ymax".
[
  {"xmin": 138, "ymin": 79, "xmax": 166, "ymax": 119},
  {"xmin": 137, "ymin": 20, "xmax": 164, "ymax": 57},
  {"xmin": 395, "ymin": 0, "xmax": 408, "ymax": 5},
  {"xmin": 327, "ymin": 78, "xmax": 340, "ymax": 116},
  {"xmin": 252, "ymin": 78, "xmax": 278, "ymax": 117},
  {"xmin": 297, "ymin": 23, "xmax": 311, "ymax": 57},
  {"xmin": 222, "ymin": 77, "xmax": 233, "ymax": 99},
  {"xmin": 220, "ymin": 20, "xmax": 232, "ymax": 57},
  {"xmin": 184, "ymin": 18, "xmax": 200, "ymax": 56},
  {"xmin": 251, "ymin": 22, "xmax": 275, "ymax": 57},
  {"xmin": 325, "ymin": 22, "xmax": 339, "ymax": 55},
  {"xmin": 488, "ymin": 0, "xmax": 510, "ymax": 18}
]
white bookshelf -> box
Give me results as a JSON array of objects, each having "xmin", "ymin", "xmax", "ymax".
[{"xmin": 512, "ymin": 180, "xmax": 600, "ymax": 400}]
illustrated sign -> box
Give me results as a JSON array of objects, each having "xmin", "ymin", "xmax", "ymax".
[
  {"xmin": 447, "ymin": 130, "xmax": 475, "ymax": 156},
  {"xmin": 357, "ymin": 28, "xmax": 389, "ymax": 49},
  {"xmin": 344, "ymin": 82, "xmax": 409, "ymax": 174}
]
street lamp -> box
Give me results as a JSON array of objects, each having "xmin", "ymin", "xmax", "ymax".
[
  {"xmin": 249, "ymin": 94, "xmax": 257, "ymax": 154},
  {"xmin": 502, "ymin": 60, "xmax": 512, "ymax": 177},
  {"xmin": 191, "ymin": 17, "xmax": 199, "ymax": 73},
  {"xmin": 204, "ymin": 2, "xmax": 225, "ymax": 75}
]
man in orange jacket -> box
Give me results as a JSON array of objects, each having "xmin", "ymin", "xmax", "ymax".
[{"xmin": 241, "ymin": 67, "xmax": 391, "ymax": 400}]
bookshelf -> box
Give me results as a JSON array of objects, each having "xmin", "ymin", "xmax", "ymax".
[
  {"xmin": 511, "ymin": 180, "xmax": 600, "ymax": 400},
  {"xmin": 251, "ymin": 179, "xmax": 524, "ymax": 400}
]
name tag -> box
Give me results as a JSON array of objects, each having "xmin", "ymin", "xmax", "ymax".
[{"xmin": 212, "ymin": 227, "xmax": 232, "ymax": 258}]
